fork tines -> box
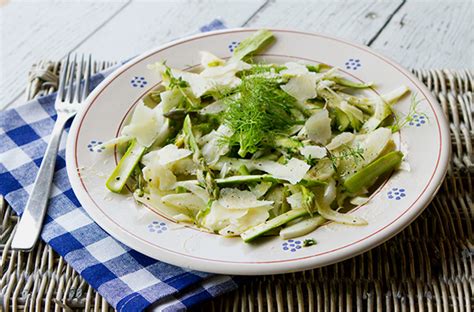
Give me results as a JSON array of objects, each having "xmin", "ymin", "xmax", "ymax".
[{"xmin": 57, "ymin": 54, "xmax": 92, "ymax": 104}]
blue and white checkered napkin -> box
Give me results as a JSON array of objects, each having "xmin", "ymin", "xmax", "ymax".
[{"xmin": 0, "ymin": 20, "xmax": 245, "ymax": 311}]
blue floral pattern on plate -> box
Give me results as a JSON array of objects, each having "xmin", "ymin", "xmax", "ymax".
[
  {"xmin": 345, "ymin": 58, "xmax": 361, "ymax": 70},
  {"xmin": 282, "ymin": 239, "xmax": 302, "ymax": 252},
  {"xmin": 228, "ymin": 41, "xmax": 240, "ymax": 52},
  {"xmin": 147, "ymin": 221, "xmax": 168, "ymax": 234},
  {"xmin": 387, "ymin": 188, "xmax": 406, "ymax": 200},
  {"xmin": 87, "ymin": 140, "xmax": 105, "ymax": 152},
  {"xmin": 409, "ymin": 114, "xmax": 427, "ymax": 127},
  {"xmin": 131, "ymin": 76, "xmax": 147, "ymax": 88}
]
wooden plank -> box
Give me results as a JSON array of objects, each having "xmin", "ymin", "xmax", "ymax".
[
  {"xmin": 71, "ymin": 0, "xmax": 266, "ymax": 61},
  {"xmin": 1, "ymin": 0, "xmax": 266, "ymax": 109},
  {"xmin": 244, "ymin": 0, "xmax": 404, "ymax": 44},
  {"xmin": 0, "ymin": 1, "xmax": 130, "ymax": 108},
  {"xmin": 370, "ymin": 0, "xmax": 474, "ymax": 69}
]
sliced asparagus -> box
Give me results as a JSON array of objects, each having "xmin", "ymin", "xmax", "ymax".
[
  {"xmin": 231, "ymin": 29, "xmax": 274, "ymax": 62},
  {"xmin": 331, "ymin": 77, "xmax": 373, "ymax": 89},
  {"xmin": 241, "ymin": 209, "xmax": 308, "ymax": 242},
  {"xmin": 299, "ymin": 178, "xmax": 328, "ymax": 188},
  {"xmin": 183, "ymin": 115, "xmax": 218, "ymax": 199},
  {"xmin": 279, "ymin": 215, "xmax": 326, "ymax": 239},
  {"xmin": 174, "ymin": 175, "xmax": 326, "ymax": 188},
  {"xmin": 106, "ymin": 139, "xmax": 146, "ymax": 193},
  {"xmin": 343, "ymin": 151, "xmax": 403, "ymax": 193},
  {"xmin": 182, "ymin": 115, "xmax": 201, "ymax": 161}
]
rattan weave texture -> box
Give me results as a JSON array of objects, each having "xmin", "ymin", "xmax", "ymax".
[{"xmin": 0, "ymin": 61, "xmax": 472, "ymax": 311}]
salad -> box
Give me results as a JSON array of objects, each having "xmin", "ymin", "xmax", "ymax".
[{"xmin": 104, "ymin": 30, "xmax": 410, "ymax": 242}]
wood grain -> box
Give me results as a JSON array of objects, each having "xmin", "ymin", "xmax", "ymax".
[
  {"xmin": 0, "ymin": 1, "xmax": 130, "ymax": 108},
  {"xmin": 370, "ymin": 0, "xmax": 474, "ymax": 69},
  {"xmin": 1, "ymin": 0, "xmax": 472, "ymax": 109},
  {"xmin": 71, "ymin": 0, "xmax": 266, "ymax": 61},
  {"xmin": 244, "ymin": 0, "xmax": 404, "ymax": 44},
  {"xmin": 1, "ymin": 0, "xmax": 266, "ymax": 109}
]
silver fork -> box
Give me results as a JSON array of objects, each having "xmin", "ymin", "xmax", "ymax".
[{"xmin": 12, "ymin": 54, "xmax": 91, "ymax": 251}]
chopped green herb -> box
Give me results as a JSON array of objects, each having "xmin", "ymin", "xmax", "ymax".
[
  {"xmin": 162, "ymin": 64, "xmax": 200, "ymax": 108},
  {"xmin": 306, "ymin": 65, "xmax": 321, "ymax": 73},
  {"xmin": 327, "ymin": 145, "xmax": 365, "ymax": 171},
  {"xmin": 391, "ymin": 94, "xmax": 428, "ymax": 132},
  {"xmin": 303, "ymin": 238, "xmax": 317, "ymax": 247}
]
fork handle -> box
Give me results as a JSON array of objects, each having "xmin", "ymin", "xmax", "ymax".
[{"xmin": 11, "ymin": 115, "xmax": 69, "ymax": 251}]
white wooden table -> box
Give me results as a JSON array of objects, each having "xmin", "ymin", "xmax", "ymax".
[
  {"xmin": 0, "ymin": 2, "xmax": 473, "ymax": 311},
  {"xmin": 1, "ymin": 0, "xmax": 473, "ymax": 108}
]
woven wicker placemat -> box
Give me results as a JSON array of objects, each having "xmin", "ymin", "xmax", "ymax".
[{"xmin": 0, "ymin": 62, "xmax": 472, "ymax": 312}]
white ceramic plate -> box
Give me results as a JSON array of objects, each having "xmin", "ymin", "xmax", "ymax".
[{"xmin": 66, "ymin": 29, "xmax": 450, "ymax": 275}]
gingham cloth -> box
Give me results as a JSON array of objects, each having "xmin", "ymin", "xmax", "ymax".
[{"xmin": 0, "ymin": 20, "xmax": 245, "ymax": 311}]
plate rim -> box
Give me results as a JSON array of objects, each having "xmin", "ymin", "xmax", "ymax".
[{"xmin": 66, "ymin": 28, "xmax": 451, "ymax": 275}]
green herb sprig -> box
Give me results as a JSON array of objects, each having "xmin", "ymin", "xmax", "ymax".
[
  {"xmin": 162, "ymin": 64, "xmax": 200, "ymax": 108},
  {"xmin": 223, "ymin": 75, "xmax": 297, "ymax": 157},
  {"xmin": 391, "ymin": 95, "xmax": 428, "ymax": 132}
]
